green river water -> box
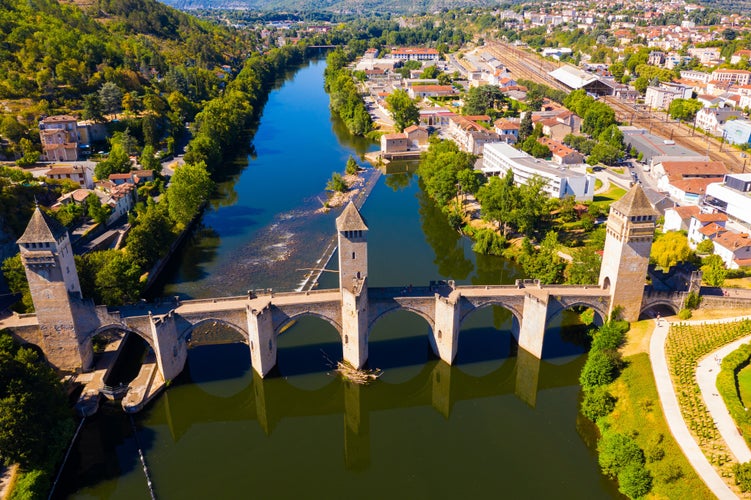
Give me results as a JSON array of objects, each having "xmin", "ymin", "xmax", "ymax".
[{"xmin": 56, "ymin": 58, "xmax": 621, "ymax": 499}]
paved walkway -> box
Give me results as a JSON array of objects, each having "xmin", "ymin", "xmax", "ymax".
[
  {"xmin": 650, "ymin": 318, "xmax": 738, "ymax": 499},
  {"xmin": 696, "ymin": 334, "xmax": 751, "ymax": 464}
]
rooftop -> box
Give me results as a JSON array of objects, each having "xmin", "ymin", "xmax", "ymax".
[
  {"xmin": 18, "ymin": 206, "xmax": 68, "ymax": 244},
  {"xmin": 610, "ymin": 184, "xmax": 658, "ymax": 218},
  {"xmin": 336, "ymin": 202, "xmax": 368, "ymax": 232}
]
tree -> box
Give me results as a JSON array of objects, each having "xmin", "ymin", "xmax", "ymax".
[
  {"xmin": 86, "ymin": 193, "xmax": 111, "ymax": 225},
  {"xmin": 94, "ymin": 142, "xmax": 131, "ymax": 180},
  {"xmin": 518, "ymin": 113, "xmax": 534, "ymax": 142},
  {"xmin": 81, "ymin": 93, "xmax": 104, "ymax": 122},
  {"xmin": 139, "ymin": 145, "xmax": 161, "ymax": 173},
  {"xmin": 99, "ymin": 82, "xmax": 123, "ymax": 116},
  {"xmin": 668, "ymin": 98, "xmax": 702, "ymax": 122},
  {"xmin": 125, "ymin": 203, "xmax": 174, "ymax": 268},
  {"xmin": 0, "ymin": 115, "xmax": 25, "ymax": 143},
  {"xmin": 345, "ymin": 156, "xmax": 359, "ymax": 175},
  {"xmin": 696, "ymin": 238, "xmax": 714, "ymax": 255},
  {"xmin": 166, "ymin": 161, "xmax": 214, "ymax": 227},
  {"xmin": 477, "ymin": 170, "xmax": 518, "ymax": 236},
  {"xmin": 2, "ymin": 255, "xmax": 32, "ymax": 312},
  {"xmin": 15, "ymin": 138, "xmax": 40, "ymax": 167},
  {"xmin": 598, "ymin": 431, "xmax": 645, "ymax": 478},
  {"xmin": 701, "ymin": 254, "xmax": 727, "ymax": 287},
  {"xmin": 565, "ymin": 247, "xmax": 602, "ymax": 284},
  {"xmin": 618, "ymin": 462, "xmax": 653, "ymax": 499},
  {"xmin": 463, "ymin": 85, "xmax": 506, "ymax": 116},
  {"xmin": 421, "ymin": 65, "xmax": 440, "ymax": 79},
  {"xmin": 0, "ymin": 331, "xmax": 74, "ymax": 471},
  {"xmin": 651, "ymin": 231, "xmax": 692, "ymax": 271},
  {"xmin": 326, "ymin": 172, "xmax": 347, "ymax": 192},
  {"xmin": 385, "ymin": 89, "xmax": 419, "ymax": 132}
]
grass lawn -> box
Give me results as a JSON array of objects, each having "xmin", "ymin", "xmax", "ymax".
[
  {"xmin": 593, "ymin": 185, "xmax": 627, "ymax": 205},
  {"xmin": 724, "ymin": 277, "xmax": 751, "ymax": 289},
  {"xmin": 622, "ymin": 318, "xmax": 654, "ymax": 357},
  {"xmin": 738, "ymin": 364, "xmax": 751, "ymax": 409},
  {"xmin": 604, "ymin": 353, "xmax": 714, "ymax": 499},
  {"xmin": 594, "ymin": 178, "xmax": 603, "ymax": 190}
]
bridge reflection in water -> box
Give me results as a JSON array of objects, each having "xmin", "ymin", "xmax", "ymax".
[{"xmin": 142, "ymin": 338, "xmax": 581, "ymax": 471}]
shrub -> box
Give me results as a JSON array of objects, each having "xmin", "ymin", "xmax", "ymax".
[
  {"xmin": 654, "ymin": 462, "xmax": 683, "ymax": 483},
  {"xmin": 685, "ymin": 291, "xmax": 701, "ymax": 310},
  {"xmin": 9, "ymin": 470, "xmax": 49, "ymax": 500},
  {"xmin": 618, "ymin": 462, "xmax": 653, "ymax": 499},
  {"xmin": 472, "ymin": 228, "xmax": 506, "ymax": 255},
  {"xmin": 326, "ymin": 172, "xmax": 347, "ymax": 193},
  {"xmin": 678, "ymin": 308, "xmax": 692, "ymax": 320},
  {"xmin": 581, "ymin": 386, "xmax": 617, "ymax": 421},
  {"xmin": 735, "ymin": 462, "xmax": 751, "ymax": 492},
  {"xmin": 591, "ymin": 322, "xmax": 627, "ymax": 352},
  {"xmin": 598, "ymin": 431, "xmax": 645, "ymax": 477},
  {"xmin": 696, "ymin": 239, "xmax": 714, "ymax": 255},
  {"xmin": 580, "ymin": 350, "xmax": 619, "ymax": 390}
]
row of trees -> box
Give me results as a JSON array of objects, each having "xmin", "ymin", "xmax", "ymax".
[{"xmin": 324, "ymin": 48, "xmax": 373, "ymax": 136}]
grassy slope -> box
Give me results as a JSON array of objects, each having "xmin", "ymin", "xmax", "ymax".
[{"xmin": 603, "ymin": 350, "xmax": 714, "ymax": 499}]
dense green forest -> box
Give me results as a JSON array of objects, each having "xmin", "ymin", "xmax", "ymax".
[{"xmin": 159, "ymin": 0, "xmax": 497, "ymax": 15}]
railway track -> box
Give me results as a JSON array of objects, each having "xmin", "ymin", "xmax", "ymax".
[
  {"xmin": 602, "ymin": 96, "xmax": 746, "ymax": 172},
  {"xmin": 483, "ymin": 42, "xmax": 570, "ymax": 93}
]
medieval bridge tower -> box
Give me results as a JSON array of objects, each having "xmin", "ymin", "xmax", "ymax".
[
  {"xmin": 598, "ymin": 185, "xmax": 658, "ymax": 322},
  {"xmin": 16, "ymin": 206, "xmax": 93, "ymax": 371}
]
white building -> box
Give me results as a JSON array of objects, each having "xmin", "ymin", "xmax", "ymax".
[
  {"xmin": 644, "ymin": 83, "xmax": 693, "ymax": 111},
  {"xmin": 481, "ymin": 142, "xmax": 594, "ymax": 201},
  {"xmin": 705, "ymin": 174, "xmax": 751, "ymax": 227}
]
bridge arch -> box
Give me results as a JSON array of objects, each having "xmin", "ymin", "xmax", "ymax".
[
  {"xmin": 545, "ymin": 300, "xmax": 609, "ymax": 327},
  {"xmin": 369, "ymin": 309, "xmax": 435, "ymax": 381},
  {"xmin": 274, "ymin": 311, "xmax": 342, "ymax": 336},
  {"xmin": 89, "ymin": 324, "xmax": 153, "ymax": 349},
  {"xmin": 182, "ymin": 318, "xmax": 249, "ymax": 346},
  {"xmin": 368, "ymin": 305, "xmax": 435, "ymax": 332},
  {"xmin": 640, "ymin": 301, "xmax": 679, "ymax": 318},
  {"xmin": 459, "ymin": 300, "xmax": 524, "ymax": 337}
]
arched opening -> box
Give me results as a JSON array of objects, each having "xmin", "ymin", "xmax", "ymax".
[
  {"xmin": 602, "ymin": 276, "xmax": 610, "ymax": 290},
  {"xmin": 543, "ymin": 306, "xmax": 604, "ymax": 362},
  {"xmin": 276, "ymin": 315, "xmax": 342, "ymax": 390},
  {"xmin": 93, "ymin": 328, "xmax": 149, "ymax": 391},
  {"xmin": 457, "ymin": 304, "xmax": 519, "ymax": 376},
  {"xmin": 181, "ymin": 321, "xmax": 252, "ymax": 398},
  {"xmin": 640, "ymin": 303, "xmax": 679, "ymax": 320},
  {"xmin": 369, "ymin": 309, "xmax": 433, "ymax": 383}
]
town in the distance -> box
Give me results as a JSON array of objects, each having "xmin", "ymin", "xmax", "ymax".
[{"xmin": 3, "ymin": 0, "xmax": 751, "ymax": 498}]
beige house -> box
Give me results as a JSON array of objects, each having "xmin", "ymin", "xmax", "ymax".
[
  {"xmin": 404, "ymin": 125, "xmax": 429, "ymax": 146},
  {"xmin": 45, "ymin": 164, "xmax": 94, "ymax": 189},
  {"xmin": 380, "ymin": 133, "xmax": 409, "ymax": 153},
  {"xmin": 39, "ymin": 115, "xmax": 79, "ymax": 162}
]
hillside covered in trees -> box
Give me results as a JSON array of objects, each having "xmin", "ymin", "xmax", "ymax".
[{"xmin": 157, "ymin": 0, "xmax": 496, "ymax": 14}]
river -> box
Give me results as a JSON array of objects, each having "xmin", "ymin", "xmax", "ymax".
[{"xmin": 56, "ymin": 58, "xmax": 621, "ymax": 499}]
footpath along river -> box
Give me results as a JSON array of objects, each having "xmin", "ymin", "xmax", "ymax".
[{"xmin": 55, "ymin": 58, "xmax": 621, "ymax": 499}]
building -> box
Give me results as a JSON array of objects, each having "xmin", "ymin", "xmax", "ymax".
[
  {"xmin": 723, "ymin": 120, "xmax": 751, "ymax": 146},
  {"xmin": 403, "ymin": 125, "xmax": 429, "ymax": 147},
  {"xmin": 380, "ymin": 133, "xmax": 409, "ymax": 153},
  {"xmin": 391, "ymin": 48, "xmax": 440, "ymax": 61},
  {"xmin": 481, "ymin": 142, "xmax": 594, "ymax": 201},
  {"xmin": 711, "ymin": 69, "xmax": 751, "ymax": 86},
  {"xmin": 446, "ymin": 116, "xmax": 500, "ymax": 155},
  {"xmin": 687, "ymin": 212, "xmax": 728, "ymax": 247},
  {"xmin": 621, "ymin": 127, "xmax": 699, "ymax": 164},
  {"xmin": 713, "ymin": 231, "xmax": 751, "ymax": 269},
  {"xmin": 493, "ymin": 119, "xmax": 520, "ymax": 144},
  {"xmin": 548, "ymin": 66, "xmax": 615, "ymax": 96},
  {"xmin": 644, "ymin": 83, "xmax": 693, "ymax": 111},
  {"xmin": 695, "ymin": 107, "xmax": 743, "ymax": 136},
  {"xmin": 538, "ymin": 137, "xmax": 585, "ymax": 165},
  {"xmin": 652, "ymin": 159, "xmax": 727, "ymax": 204},
  {"xmin": 663, "ymin": 205, "xmax": 701, "ymax": 232},
  {"xmin": 705, "ymin": 174, "xmax": 751, "ymax": 227},
  {"xmin": 44, "ymin": 164, "xmax": 94, "ymax": 189},
  {"xmin": 407, "ymin": 85, "xmax": 456, "ymax": 99},
  {"xmin": 39, "ymin": 115, "xmax": 79, "ymax": 162}
]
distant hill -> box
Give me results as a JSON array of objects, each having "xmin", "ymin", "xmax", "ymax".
[{"xmin": 157, "ymin": 0, "xmax": 498, "ymax": 14}]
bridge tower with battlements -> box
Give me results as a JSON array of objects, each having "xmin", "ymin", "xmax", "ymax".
[
  {"xmin": 337, "ymin": 202, "xmax": 370, "ymax": 368},
  {"xmin": 598, "ymin": 184, "xmax": 658, "ymax": 322},
  {"xmin": 16, "ymin": 206, "xmax": 93, "ymax": 372}
]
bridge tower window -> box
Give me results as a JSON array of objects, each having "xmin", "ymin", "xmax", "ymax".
[{"xmin": 352, "ymin": 252, "xmax": 356, "ymax": 259}]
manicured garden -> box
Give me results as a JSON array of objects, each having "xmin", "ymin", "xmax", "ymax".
[{"xmin": 666, "ymin": 320, "xmax": 751, "ymax": 485}]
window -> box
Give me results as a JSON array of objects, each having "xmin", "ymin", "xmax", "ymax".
[{"xmin": 352, "ymin": 252, "xmax": 356, "ymax": 259}]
